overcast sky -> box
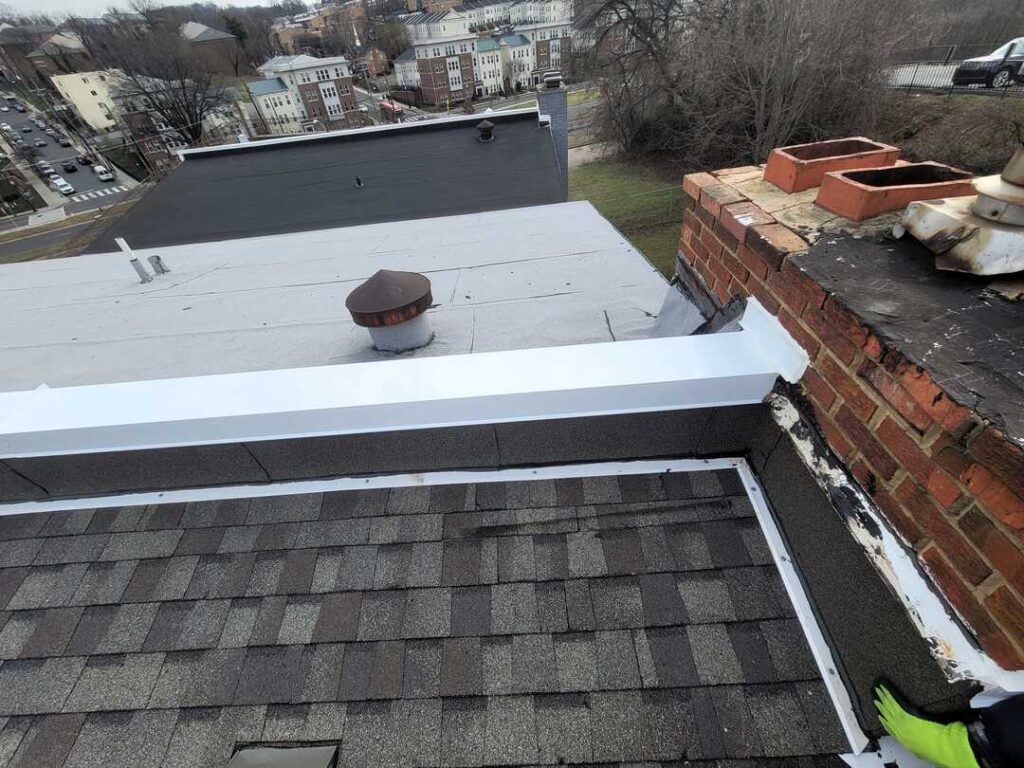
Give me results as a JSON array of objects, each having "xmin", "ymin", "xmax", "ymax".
[{"xmin": 9, "ymin": 0, "xmax": 276, "ymax": 19}]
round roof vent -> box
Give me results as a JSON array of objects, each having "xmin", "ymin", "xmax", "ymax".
[{"xmin": 345, "ymin": 269, "xmax": 432, "ymax": 327}]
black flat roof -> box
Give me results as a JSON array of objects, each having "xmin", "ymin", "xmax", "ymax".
[{"xmin": 86, "ymin": 111, "xmax": 564, "ymax": 253}]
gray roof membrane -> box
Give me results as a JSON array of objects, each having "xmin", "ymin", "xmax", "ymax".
[{"xmin": 0, "ymin": 470, "xmax": 852, "ymax": 767}]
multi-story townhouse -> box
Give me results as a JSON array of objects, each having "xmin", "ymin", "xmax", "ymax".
[
  {"xmin": 250, "ymin": 54, "xmax": 361, "ymax": 134},
  {"xmin": 400, "ymin": 0, "xmax": 571, "ymax": 104}
]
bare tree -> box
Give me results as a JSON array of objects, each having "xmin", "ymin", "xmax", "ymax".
[
  {"xmin": 584, "ymin": 0, "xmax": 924, "ymax": 165},
  {"xmin": 370, "ymin": 18, "xmax": 409, "ymax": 58},
  {"xmin": 68, "ymin": 10, "xmax": 229, "ymax": 144}
]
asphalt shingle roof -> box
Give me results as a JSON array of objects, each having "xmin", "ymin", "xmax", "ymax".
[{"xmin": 0, "ymin": 470, "xmax": 851, "ymax": 766}]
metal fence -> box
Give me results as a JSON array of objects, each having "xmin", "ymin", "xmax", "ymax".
[{"xmin": 888, "ymin": 43, "xmax": 1024, "ymax": 97}]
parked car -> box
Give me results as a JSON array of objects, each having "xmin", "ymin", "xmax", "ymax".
[
  {"xmin": 13, "ymin": 104, "xmax": 24, "ymax": 112},
  {"xmin": 76, "ymin": 155, "xmax": 93, "ymax": 165},
  {"xmin": 0, "ymin": 106, "xmax": 8, "ymax": 112},
  {"xmin": 61, "ymin": 159, "xmax": 77, "ymax": 173},
  {"xmin": 93, "ymin": 165, "xmax": 114, "ymax": 182},
  {"xmin": 33, "ymin": 138, "xmax": 46, "ymax": 147},
  {"xmin": 53, "ymin": 178, "xmax": 75, "ymax": 195},
  {"xmin": 58, "ymin": 137, "xmax": 72, "ymax": 147},
  {"xmin": 20, "ymin": 126, "xmax": 31, "ymax": 133},
  {"xmin": 36, "ymin": 161, "xmax": 52, "ymax": 172},
  {"xmin": 953, "ymin": 37, "xmax": 1024, "ymax": 88}
]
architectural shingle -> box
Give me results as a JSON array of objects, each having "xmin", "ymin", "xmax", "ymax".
[{"xmin": 0, "ymin": 471, "xmax": 856, "ymax": 764}]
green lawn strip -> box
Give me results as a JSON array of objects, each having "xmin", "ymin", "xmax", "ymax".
[
  {"xmin": 567, "ymin": 88, "xmax": 599, "ymax": 107},
  {"xmin": 569, "ymin": 158, "xmax": 684, "ymax": 276}
]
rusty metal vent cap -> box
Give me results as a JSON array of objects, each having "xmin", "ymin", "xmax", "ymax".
[{"xmin": 346, "ymin": 269, "xmax": 432, "ymax": 327}]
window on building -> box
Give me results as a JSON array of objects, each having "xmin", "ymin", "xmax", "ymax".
[
  {"xmin": 333, "ymin": 66, "xmax": 342, "ymax": 77},
  {"xmin": 322, "ymin": 84, "xmax": 337, "ymax": 99},
  {"xmin": 316, "ymin": 68, "xmax": 330, "ymax": 80},
  {"xmin": 90, "ymin": 90, "xmax": 97, "ymax": 96}
]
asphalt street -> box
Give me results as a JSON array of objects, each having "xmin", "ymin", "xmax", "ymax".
[
  {"xmin": 0, "ymin": 102, "xmax": 132, "ymax": 210},
  {"xmin": 0, "ymin": 218, "xmax": 95, "ymax": 261}
]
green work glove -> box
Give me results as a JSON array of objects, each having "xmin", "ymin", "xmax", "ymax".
[{"xmin": 873, "ymin": 684, "xmax": 980, "ymax": 768}]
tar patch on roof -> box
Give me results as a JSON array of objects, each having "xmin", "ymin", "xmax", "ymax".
[{"xmin": 86, "ymin": 110, "xmax": 563, "ymax": 253}]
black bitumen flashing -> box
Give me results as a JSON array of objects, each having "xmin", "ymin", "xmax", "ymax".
[
  {"xmin": 85, "ymin": 111, "xmax": 564, "ymax": 253},
  {"xmin": 794, "ymin": 234, "xmax": 1024, "ymax": 443}
]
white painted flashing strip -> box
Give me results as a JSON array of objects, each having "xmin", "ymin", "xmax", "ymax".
[
  {"xmin": 0, "ymin": 454, "xmax": 874, "ymax": 760},
  {"xmin": 180, "ymin": 107, "xmax": 540, "ymax": 158},
  {"xmin": 769, "ymin": 393, "xmax": 1024, "ymax": 697},
  {"xmin": 736, "ymin": 460, "xmax": 870, "ymax": 756},
  {"xmin": 0, "ymin": 299, "xmax": 807, "ymax": 459}
]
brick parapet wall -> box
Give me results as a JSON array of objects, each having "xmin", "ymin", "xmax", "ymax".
[{"xmin": 679, "ymin": 168, "xmax": 1024, "ymax": 669}]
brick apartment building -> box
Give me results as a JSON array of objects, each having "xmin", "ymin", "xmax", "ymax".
[
  {"xmin": 400, "ymin": 0, "xmax": 571, "ymax": 103},
  {"xmin": 249, "ymin": 54, "xmax": 361, "ymax": 135}
]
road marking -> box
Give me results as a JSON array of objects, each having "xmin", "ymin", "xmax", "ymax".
[{"xmin": 70, "ymin": 195, "xmax": 82, "ymax": 203}]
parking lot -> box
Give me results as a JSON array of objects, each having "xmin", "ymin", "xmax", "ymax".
[{"xmin": 0, "ymin": 102, "xmax": 131, "ymax": 211}]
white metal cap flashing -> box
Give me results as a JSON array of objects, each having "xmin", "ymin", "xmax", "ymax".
[{"xmin": 0, "ymin": 299, "xmax": 806, "ymax": 458}]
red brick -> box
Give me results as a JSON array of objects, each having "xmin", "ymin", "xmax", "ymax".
[
  {"xmin": 801, "ymin": 368, "xmax": 836, "ymax": 412},
  {"xmin": 925, "ymin": 467, "xmax": 963, "ymax": 509},
  {"xmin": 721, "ymin": 251, "xmax": 750, "ymax": 285},
  {"xmin": 767, "ymin": 269, "xmax": 812, "ymax": 316},
  {"xmin": 745, "ymin": 274, "xmax": 780, "ymax": 315},
  {"xmin": 884, "ymin": 355, "xmax": 971, "ymax": 433},
  {"xmin": 700, "ymin": 226, "xmax": 724, "ymax": 260},
  {"xmin": 959, "ymin": 507, "xmax": 1024, "ymax": 596},
  {"xmin": 709, "ymin": 258, "xmax": 730, "ymax": 287},
  {"xmin": 932, "ymin": 435, "xmax": 972, "ymax": 478},
  {"xmin": 781, "ymin": 260, "xmax": 827, "ymax": 313},
  {"xmin": 736, "ymin": 243, "xmax": 770, "ymax": 281},
  {"xmin": 985, "ymin": 587, "xmax": 1024, "ymax": 653},
  {"xmin": 691, "ymin": 236, "xmax": 709, "ymax": 262},
  {"xmin": 876, "ymin": 418, "xmax": 933, "ymax": 484},
  {"xmin": 777, "ymin": 309, "xmax": 821, "ymax": 359},
  {"xmin": 802, "ymin": 308, "xmax": 859, "ymax": 366},
  {"xmin": 822, "ymin": 298, "xmax": 883, "ymax": 359},
  {"xmin": 715, "ymin": 164, "xmax": 762, "ymax": 178},
  {"xmin": 694, "ymin": 203, "xmax": 716, "ymax": 229},
  {"xmin": 713, "ymin": 222, "xmax": 740, "ymax": 254},
  {"xmin": 713, "ymin": 280, "xmax": 731, "ymax": 304},
  {"xmin": 694, "ymin": 257, "xmax": 715, "ymax": 288},
  {"xmin": 817, "ymin": 411, "xmax": 854, "ymax": 460},
  {"xmin": 817, "ymin": 354, "xmax": 877, "ymax": 422},
  {"xmin": 874, "ymin": 485, "xmax": 924, "ymax": 546},
  {"xmin": 700, "ymin": 183, "xmax": 747, "ymax": 218},
  {"xmin": 682, "ymin": 209, "xmax": 701, "ymax": 238},
  {"xmin": 682, "ymin": 171, "xmax": 717, "ymax": 202},
  {"xmin": 745, "ymin": 224, "xmax": 808, "ymax": 272},
  {"xmin": 920, "ymin": 546, "xmax": 1024, "ymax": 669},
  {"xmin": 977, "ymin": 479, "xmax": 1024, "ymax": 534},
  {"xmin": 968, "ymin": 426, "xmax": 1024, "ymax": 502},
  {"xmin": 719, "ymin": 201, "xmax": 776, "ymax": 242},
  {"xmin": 857, "ymin": 359, "xmax": 933, "ymax": 433},
  {"xmin": 897, "ymin": 478, "xmax": 991, "ymax": 585},
  {"xmin": 835, "ymin": 405, "xmax": 899, "ymax": 481}
]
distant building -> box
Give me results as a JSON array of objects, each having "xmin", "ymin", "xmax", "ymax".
[
  {"xmin": 394, "ymin": 47, "xmax": 420, "ymax": 88},
  {"xmin": 359, "ymin": 46, "xmax": 389, "ymax": 77},
  {"xmin": 50, "ymin": 69, "xmax": 118, "ymax": 132},
  {"xmin": 402, "ymin": 0, "xmax": 571, "ymax": 103},
  {"xmin": 0, "ymin": 24, "xmax": 55, "ymax": 89},
  {"xmin": 249, "ymin": 54, "xmax": 361, "ymax": 135},
  {"xmin": 26, "ymin": 32, "xmax": 92, "ymax": 80},
  {"xmin": 179, "ymin": 21, "xmax": 249, "ymax": 76}
]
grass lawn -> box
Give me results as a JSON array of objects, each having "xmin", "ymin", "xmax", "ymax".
[
  {"xmin": 569, "ymin": 157, "xmax": 684, "ymax": 277},
  {"xmin": 567, "ymin": 88, "xmax": 600, "ymax": 107}
]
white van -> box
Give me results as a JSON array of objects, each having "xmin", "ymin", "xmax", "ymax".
[{"xmin": 93, "ymin": 165, "xmax": 114, "ymax": 182}]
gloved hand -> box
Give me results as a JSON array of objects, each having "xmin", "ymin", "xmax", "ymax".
[{"xmin": 874, "ymin": 683, "xmax": 980, "ymax": 768}]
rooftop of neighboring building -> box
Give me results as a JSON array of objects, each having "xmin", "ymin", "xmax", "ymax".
[
  {"xmin": 27, "ymin": 31, "xmax": 87, "ymax": 57},
  {"xmin": 501, "ymin": 33, "xmax": 530, "ymax": 46},
  {"xmin": 394, "ymin": 47, "xmax": 416, "ymax": 61},
  {"xmin": 84, "ymin": 109, "xmax": 565, "ymax": 254},
  {"xmin": 246, "ymin": 77, "xmax": 289, "ymax": 96},
  {"xmin": 258, "ymin": 53, "xmax": 350, "ymax": 73},
  {"xmin": 3, "ymin": 202, "xmax": 666, "ymax": 391},
  {"xmin": 180, "ymin": 20, "xmax": 237, "ymax": 42}
]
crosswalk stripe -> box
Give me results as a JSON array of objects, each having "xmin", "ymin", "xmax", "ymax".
[
  {"xmin": 85, "ymin": 191, "xmax": 99, "ymax": 199},
  {"xmin": 70, "ymin": 195, "xmax": 82, "ymax": 202}
]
